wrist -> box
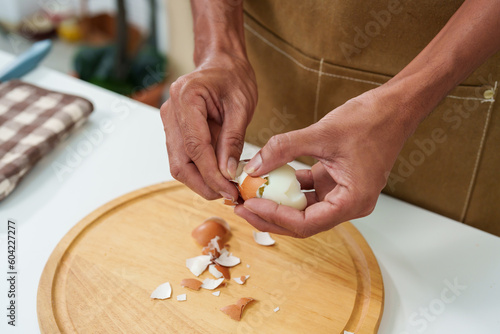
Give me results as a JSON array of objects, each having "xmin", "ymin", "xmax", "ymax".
[
  {"xmin": 194, "ymin": 32, "xmax": 248, "ymax": 66},
  {"xmin": 195, "ymin": 46, "xmax": 249, "ymax": 70},
  {"xmin": 377, "ymin": 56, "xmax": 459, "ymax": 135},
  {"xmin": 191, "ymin": 0, "xmax": 247, "ymax": 66}
]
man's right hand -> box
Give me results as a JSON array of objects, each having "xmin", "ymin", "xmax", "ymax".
[{"xmin": 160, "ymin": 53, "xmax": 257, "ymax": 201}]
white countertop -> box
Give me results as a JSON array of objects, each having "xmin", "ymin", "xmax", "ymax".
[{"xmin": 0, "ymin": 50, "xmax": 499, "ymax": 334}]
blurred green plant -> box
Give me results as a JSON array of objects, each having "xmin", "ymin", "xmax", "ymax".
[{"xmin": 74, "ymin": 0, "xmax": 167, "ymax": 97}]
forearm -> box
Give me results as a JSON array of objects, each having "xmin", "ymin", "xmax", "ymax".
[
  {"xmin": 190, "ymin": 0, "xmax": 246, "ymax": 66},
  {"xmin": 385, "ymin": 0, "xmax": 500, "ymax": 128}
]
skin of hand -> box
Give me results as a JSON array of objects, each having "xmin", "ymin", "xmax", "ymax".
[
  {"xmin": 160, "ymin": 0, "xmax": 257, "ymax": 201},
  {"xmin": 235, "ymin": 0, "xmax": 500, "ymax": 237},
  {"xmin": 235, "ymin": 87, "xmax": 414, "ymax": 237}
]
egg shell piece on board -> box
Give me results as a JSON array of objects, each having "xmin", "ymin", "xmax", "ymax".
[
  {"xmin": 186, "ymin": 255, "xmax": 212, "ymax": 276},
  {"xmin": 220, "ymin": 297, "xmax": 255, "ymax": 321},
  {"xmin": 180, "ymin": 278, "xmax": 203, "ymax": 291},
  {"xmin": 191, "ymin": 217, "xmax": 230, "ymax": 247},
  {"xmin": 150, "ymin": 282, "xmax": 172, "ymax": 299},
  {"xmin": 214, "ymin": 249, "xmax": 241, "ymax": 267},
  {"xmin": 201, "ymin": 278, "xmax": 225, "ymax": 290},
  {"xmin": 233, "ymin": 275, "xmax": 250, "ymax": 285},
  {"xmin": 253, "ymin": 231, "xmax": 276, "ymax": 246}
]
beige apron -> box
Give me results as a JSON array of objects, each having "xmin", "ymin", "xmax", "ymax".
[{"xmin": 243, "ymin": 0, "xmax": 500, "ymax": 236}]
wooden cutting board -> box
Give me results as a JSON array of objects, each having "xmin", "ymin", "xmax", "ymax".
[{"xmin": 37, "ymin": 181, "xmax": 384, "ymax": 333}]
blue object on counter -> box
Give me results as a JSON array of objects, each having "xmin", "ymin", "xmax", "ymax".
[{"xmin": 0, "ymin": 39, "xmax": 52, "ymax": 82}]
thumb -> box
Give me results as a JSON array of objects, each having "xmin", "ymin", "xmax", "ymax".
[
  {"xmin": 244, "ymin": 125, "xmax": 320, "ymax": 176},
  {"xmin": 216, "ymin": 110, "xmax": 249, "ymax": 180}
]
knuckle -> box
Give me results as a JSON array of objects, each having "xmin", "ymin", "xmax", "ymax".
[
  {"xmin": 229, "ymin": 89, "xmax": 254, "ymax": 113},
  {"xmin": 223, "ymin": 130, "xmax": 245, "ymax": 151},
  {"xmin": 267, "ymin": 134, "xmax": 289, "ymax": 158},
  {"xmin": 184, "ymin": 136, "xmax": 205, "ymax": 162},
  {"xmin": 170, "ymin": 164, "xmax": 184, "ymax": 181},
  {"xmin": 168, "ymin": 78, "xmax": 184, "ymax": 99},
  {"xmin": 169, "ymin": 76, "xmax": 202, "ymax": 103}
]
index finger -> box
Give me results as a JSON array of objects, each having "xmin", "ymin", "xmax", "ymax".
[
  {"xmin": 162, "ymin": 101, "xmax": 220, "ymax": 199},
  {"xmin": 176, "ymin": 95, "xmax": 239, "ymax": 200}
]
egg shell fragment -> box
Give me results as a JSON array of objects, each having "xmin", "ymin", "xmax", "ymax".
[
  {"xmin": 176, "ymin": 294, "xmax": 187, "ymax": 301},
  {"xmin": 238, "ymin": 175, "xmax": 267, "ymax": 201},
  {"xmin": 220, "ymin": 297, "xmax": 255, "ymax": 321},
  {"xmin": 209, "ymin": 264, "xmax": 231, "ymax": 280},
  {"xmin": 186, "ymin": 255, "xmax": 212, "ymax": 276},
  {"xmin": 191, "ymin": 217, "xmax": 230, "ymax": 247},
  {"xmin": 201, "ymin": 278, "xmax": 225, "ymax": 290},
  {"xmin": 233, "ymin": 275, "xmax": 250, "ymax": 285},
  {"xmin": 215, "ymin": 264, "xmax": 231, "ymax": 279},
  {"xmin": 180, "ymin": 278, "xmax": 203, "ymax": 291},
  {"xmin": 214, "ymin": 249, "xmax": 241, "ymax": 267},
  {"xmin": 150, "ymin": 282, "xmax": 172, "ymax": 299},
  {"xmin": 253, "ymin": 231, "xmax": 276, "ymax": 246},
  {"xmin": 209, "ymin": 264, "xmax": 223, "ymax": 279}
]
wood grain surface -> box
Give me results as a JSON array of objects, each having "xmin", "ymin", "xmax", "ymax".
[{"xmin": 37, "ymin": 181, "xmax": 384, "ymax": 333}]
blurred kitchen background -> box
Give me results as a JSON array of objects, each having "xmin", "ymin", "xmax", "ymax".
[{"xmin": 0, "ymin": 0, "xmax": 195, "ymax": 107}]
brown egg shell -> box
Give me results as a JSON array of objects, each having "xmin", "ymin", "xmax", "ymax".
[
  {"xmin": 180, "ymin": 278, "xmax": 203, "ymax": 291},
  {"xmin": 191, "ymin": 217, "xmax": 230, "ymax": 247},
  {"xmin": 214, "ymin": 263, "xmax": 231, "ymax": 280},
  {"xmin": 220, "ymin": 297, "xmax": 255, "ymax": 321},
  {"xmin": 238, "ymin": 176, "xmax": 267, "ymax": 201},
  {"xmin": 201, "ymin": 246, "xmax": 220, "ymax": 258}
]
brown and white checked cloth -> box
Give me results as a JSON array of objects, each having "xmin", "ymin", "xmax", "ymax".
[{"xmin": 0, "ymin": 80, "xmax": 93, "ymax": 201}]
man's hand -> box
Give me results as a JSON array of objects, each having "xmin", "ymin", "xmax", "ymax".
[
  {"xmin": 161, "ymin": 0, "xmax": 256, "ymax": 201},
  {"xmin": 161, "ymin": 54, "xmax": 257, "ymax": 201},
  {"xmin": 235, "ymin": 0, "xmax": 500, "ymax": 238},
  {"xmin": 235, "ymin": 88, "xmax": 416, "ymax": 238}
]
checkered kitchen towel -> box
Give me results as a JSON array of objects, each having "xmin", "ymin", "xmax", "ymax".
[{"xmin": 0, "ymin": 80, "xmax": 93, "ymax": 200}]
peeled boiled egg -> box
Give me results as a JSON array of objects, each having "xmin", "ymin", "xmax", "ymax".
[{"xmin": 233, "ymin": 161, "xmax": 307, "ymax": 210}]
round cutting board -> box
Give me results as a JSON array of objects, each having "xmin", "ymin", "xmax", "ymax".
[{"xmin": 37, "ymin": 181, "xmax": 384, "ymax": 333}]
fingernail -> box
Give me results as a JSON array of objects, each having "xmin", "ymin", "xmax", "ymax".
[
  {"xmin": 244, "ymin": 153, "xmax": 262, "ymax": 174},
  {"xmin": 220, "ymin": 192, "xmax": 234, "ymax": 202},
  {"xmin": 227, "ymin": 157, "xmax": 238, "ymax": 180}
]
